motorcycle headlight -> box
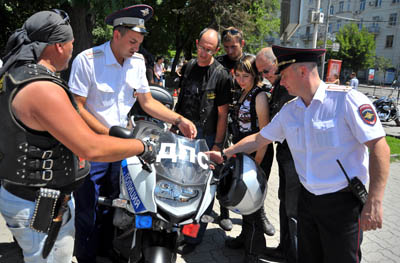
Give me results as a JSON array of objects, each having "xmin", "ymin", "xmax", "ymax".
[
  {"xmin": 383, "ymin": 105, "xmax": 390, "ymax": 111},
  {"xmin": 155, "ymin": 180, "xmax": 199, "ymax": 203}
]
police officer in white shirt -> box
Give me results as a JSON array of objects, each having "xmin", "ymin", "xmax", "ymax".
[
  {"xmin": 210, "ymin": 45, "xmax": 390, "ymax": 263},
  {"xmin": 68, "ymin": 5, "xmax": 196, "ymax": 262}
]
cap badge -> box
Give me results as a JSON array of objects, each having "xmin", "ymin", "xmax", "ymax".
[{"xmin": 141, "ymin": 8, "xmax": 149, "ymax": 16}]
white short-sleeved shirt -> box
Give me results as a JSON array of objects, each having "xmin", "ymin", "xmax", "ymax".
[
  {"xmin": 69, "ymin": 41, "xmax": 150, "ymax": 128},
  {"xmin": 261, "ymin": 82, "xmax": 385, "ymax": 195},
  {"xmin": 350, "ymin": 77, "xmax": 359, "ymax": 90}
]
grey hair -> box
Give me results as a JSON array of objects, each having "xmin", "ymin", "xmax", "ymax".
[{"xmin": 257, "ymin": 47, "xmax": 276, "ymax": 64}]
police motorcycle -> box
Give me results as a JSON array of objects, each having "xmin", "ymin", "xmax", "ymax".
[
  {"xmin": 98, "ymin": 87, "xmax": 216, "ymax": 263},
  {"xmin": 373, "ymin": 96, "xmax": 400, "ymax": 126}
]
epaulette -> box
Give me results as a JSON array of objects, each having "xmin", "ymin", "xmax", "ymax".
[
  {"xmin": 84, "ymin": 49, "xmax": 103, "ymax": 59},
  {"xmin": 132, "ymin": 53, "xmax": 144, "ymax": 60},
  {"xmin": 326, "ymin": 84, "xmax": 352, "ymax": 92}
]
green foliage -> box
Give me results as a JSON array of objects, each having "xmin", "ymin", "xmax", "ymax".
[
  {"xmin": 334, "ymin": 23, "xmax": 375, "ymax": 72},
  {"xmin": 0, "ymin": 0, "xmax": 60, "ymax": 54},
  {"xmin": 245, "ymin": 0, "xmax": 280, "ymax": 54},
  {"xmin": 374, "ymin": 56, "xmax": 393, "ymax": 72},
  {"xmin": 0, "ymin": 0, "xmax": 280, "ymax": 74}
]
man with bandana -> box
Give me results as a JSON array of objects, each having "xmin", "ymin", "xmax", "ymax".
[
  {"xmin": 68, "ymin": 4, "xmax": 196, "ymax": 262},
  {"xmin": 0, "ymin": 10, "xmax": 171, "ymax": 263},
  {"xmin": 210, "ymin": 46, "xmax": 390, "ymax": 263}
]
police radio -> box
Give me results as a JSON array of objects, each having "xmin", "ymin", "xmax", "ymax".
[{"xmin": 336, "ymin": 160, "xmax": 368, "ymax": 205}]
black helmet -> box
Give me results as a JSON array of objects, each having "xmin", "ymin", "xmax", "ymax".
[{"xmin": 217, "ymin": 153, "xmax": 267, "ymax": 215}]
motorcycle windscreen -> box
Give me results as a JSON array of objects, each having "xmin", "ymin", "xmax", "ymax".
[
  {"xmin": 132, "ymin": 120, "xmax": 211, "ymax": 185},
  {"xmin": 154, "ymin": 133, "xmax": 211, "ymax": 186}
]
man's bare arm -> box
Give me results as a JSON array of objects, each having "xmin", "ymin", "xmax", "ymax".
[
  {"xmin": 361, "ymin": 136, "xmax": 390, "ymax": 231},
  {"xmin": 73, "ymin": 94, "xmax": 109, "ymax": 135},
  {"xmin": 137, "ymin": 92, "xmax": 197, "ymax": 138},
  {"xmin": 12, "ymin": 81, "xmax": 145, "ymax": 162}
]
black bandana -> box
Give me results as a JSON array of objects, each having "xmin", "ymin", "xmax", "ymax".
[{"xmin": 0, "ymin": 10, "xmax": 74, "ymax": 77}]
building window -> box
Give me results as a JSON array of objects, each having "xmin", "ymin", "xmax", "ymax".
[
  {"xmin": 360, "ymin": 0, "xmax": 366, "ymax": 10},
  {"xmin": 372, "ymin": 16, "xmax": 380, "ymax": 27},
  {"xmin": 358, "ymin": 18, "xmax": 363, "ymax": 30},
  {"xmin": 328, "ymin": 23, "xmax": 333, "ymax": 33},
  {"xmin": 330, "ymin": 5, "xmax": 334, "ymax": 14},
  {"xmin": 339, "ymin": 1, "xmax": 344, "ymax": 12},
  {"xmin": 393, "ymin": 0, "xmax": 400, "ymax": 3},
  {"xmin": 385, "ymin": 35, "xmax": 394, "ymax": 48},
  {"xmin": 337, "ymin": 20, "xmax": 342, "ymax": 31},
  {"xmin": 389, "ymin": 13, "xmax": 397, "ymax": 25},
  {"xmin": 347, "ymin": 0, "xmax": 351, "ymax": 11},
  {"xmin": 375, "ymin": 0, "xmax": 382, "ymax": 6},
  {"xmin": 309, "ymin": 0, "xmax": 313, "ymax": 4}
]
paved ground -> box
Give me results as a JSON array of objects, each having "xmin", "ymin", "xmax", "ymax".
[{"xmin": 0, "ymin": 84, "xmax": 399, "ymax": 263}]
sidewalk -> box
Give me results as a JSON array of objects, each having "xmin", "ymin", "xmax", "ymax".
[
  {"xmin": 175, "ymin": 160, "xmax": 400, "ymax": 263},
  {"xmin": 1, "ymin": 159, "xmax": 399, "ymax": 263}
]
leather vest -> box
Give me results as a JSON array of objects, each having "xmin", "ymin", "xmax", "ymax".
[
  {"xmin": 230, "ymin": 86, "xmax": 269, "ymax": 143},
  {"xmin": 175, "ymin": 59, "xmax": 224, "ymax": 135},
  {"xmin": 0, "ymin": 63, "xmax": 89, "ymax": 188}
]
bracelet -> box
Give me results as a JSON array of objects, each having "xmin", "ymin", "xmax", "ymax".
[{"xmin": 173, "ymin": 116, "xmax": 182, "ymax": 126}]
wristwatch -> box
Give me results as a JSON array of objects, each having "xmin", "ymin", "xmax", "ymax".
[{"xmin": 174, "ymin": 116, "xmax": 182, "ymax": 126}]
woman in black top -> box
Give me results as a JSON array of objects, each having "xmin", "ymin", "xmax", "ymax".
[{"xmin": 225, "ymin": 55, "xmax": 274, "ymax": 262}]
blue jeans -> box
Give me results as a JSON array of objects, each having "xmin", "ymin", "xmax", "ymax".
[
  {"xmin": 74, "ymin": 161, "xmax": 121, "ymax": 262},
  {"xmin": 0, "ymin": 187, "xmax": 75, "ymax": 263}
]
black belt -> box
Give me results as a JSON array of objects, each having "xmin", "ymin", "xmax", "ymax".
[
  {"xmin": 2, "ymin": 181, "xmax": 40, "ymax": 202},
  {"xmin": 301, "ymin": 185, "xmax": 351, "ymax": 197},
  {"xmin": 337, "ymin": 186, "xmax": 352, "ymax": 193}
]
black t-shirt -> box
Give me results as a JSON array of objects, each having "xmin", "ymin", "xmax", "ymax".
[
  {"xmin": 216, "ymin": 54, "xmax": 236, "ymax": 73},
  {"xmin": 178, "ymin": 59, "xmax": 232, "ymax": 123}
]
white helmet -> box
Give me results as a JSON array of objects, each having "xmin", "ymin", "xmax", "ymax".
[{"xmin": 217, "ymin": 153, "xmax": 268, "ymax": 215}]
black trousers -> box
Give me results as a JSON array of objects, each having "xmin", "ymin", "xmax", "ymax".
[
  {"xmin": 276, "ymin": 142, "xmax": 300, "ymax": 263},
  {"xmin": 298, "ymin": 186, "xmax": 363, "ymax": 263},
  {"xmin": 243, "ymin": 208, "xmax": 267, "ymax": 255}
]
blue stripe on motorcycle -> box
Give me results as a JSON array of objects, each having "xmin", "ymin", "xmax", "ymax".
[{"xmin": 121, "ymin": 159, "xmax": 146, "ymax": 213}]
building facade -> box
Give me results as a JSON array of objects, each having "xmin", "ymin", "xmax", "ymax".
[{"xmin": 286, "ymin": 0, "xmax": 400, "ymax": 84}]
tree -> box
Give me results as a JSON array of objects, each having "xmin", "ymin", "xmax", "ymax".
[
  {"xmin": 334, "ymin": 23, "xmax": 375, "ymax": 72},
  {"xmin": 374, "ymin": 56, "xmax": 393, "ymax": 85},
  {"xmin": 1, "ymin": 0, "xmax": 280, "ymax": 76}
]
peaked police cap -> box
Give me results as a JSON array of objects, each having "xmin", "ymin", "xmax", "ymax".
[
  {"xmin": 272, "ymin": 45, "xmax": 326, "ymax": 73},
  {"xmin": 105, "ymin": 4, "xmax": 153, "ymax": 34}
]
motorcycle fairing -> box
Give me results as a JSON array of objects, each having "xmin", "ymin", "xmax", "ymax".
[{"xmin": 120, "ymin": 156, "xmax": 157, "ymax": 214}]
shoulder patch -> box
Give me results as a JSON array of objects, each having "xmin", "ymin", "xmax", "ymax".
[
  {"xmin": 85, "ymin": 49, "xmax": 103, "ymax": 59},
  {"xmin": 326, "ymin": 84, "xmax": 352, "ymax": 92},
  {"xmin": 358, "ymin": 104, "xmax": 377, "ymax": 126},
  {"xmin": 132, "ymin": 53, "xmax": 144, "ymax": 60}
]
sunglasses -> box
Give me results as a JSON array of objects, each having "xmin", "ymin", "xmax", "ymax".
[
  {"xmin": 51, "ymin": 9, "xmax": 70, "ymax": 25},
  {"xmin": 261, "ymin": 69, "xmax": 272, "ymax": 74},
  {"xmin": 222, "ymin": 29, "xmax": 240, "ymax": 37}
]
